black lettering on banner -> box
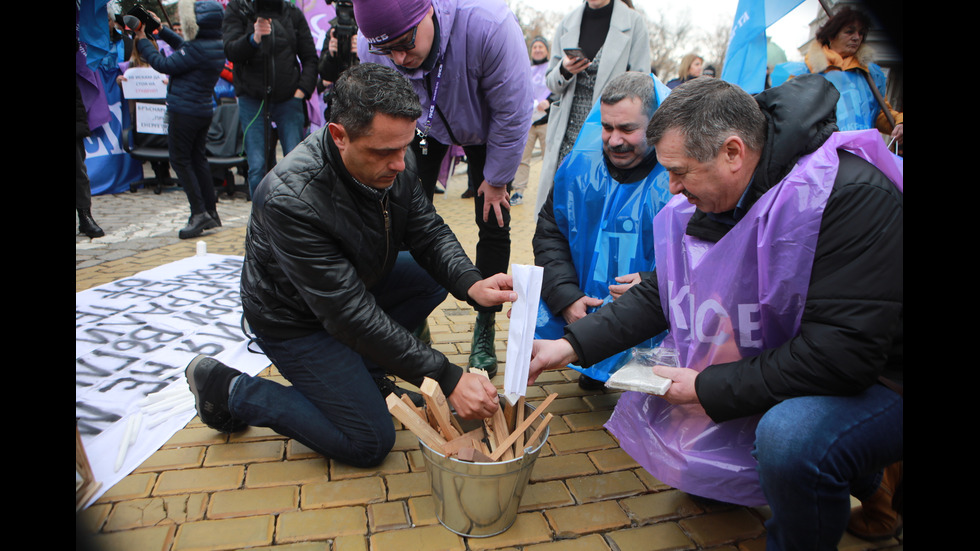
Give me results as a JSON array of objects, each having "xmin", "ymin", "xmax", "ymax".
[
  {"xmin": 76, "ymin": 258, "xmax": 250, "ymax": 440},
  {"xmin": 76, "ymin": 401, "xmax": 122, "ymax": 436}
]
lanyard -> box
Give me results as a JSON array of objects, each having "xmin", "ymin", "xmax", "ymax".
[{"xmin": 418, "ymin": 61, "xmax": 444, "ymax": 156}]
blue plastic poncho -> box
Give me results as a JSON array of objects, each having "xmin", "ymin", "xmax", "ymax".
[
  {"xmin": 770, "ymin": 61, "xmax": 888, "ymax": 132},
  {"xmin": 534, "ymin": 75, "xmax": 673, "ymax": 381}
]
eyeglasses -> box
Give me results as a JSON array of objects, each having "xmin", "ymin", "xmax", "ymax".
[{"xmin": 368, "ymin": 25, "xmax": 418, "ymax": 56}]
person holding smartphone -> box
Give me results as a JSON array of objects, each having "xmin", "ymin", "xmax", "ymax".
[{"xmin": 534, "ymin": 0, "xmax": 650, "ymax": 390}]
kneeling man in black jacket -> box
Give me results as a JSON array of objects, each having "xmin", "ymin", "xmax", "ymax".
[
  {"xmin": 185, "ymin": 63, "xmax": 514, "ymax": 468},
  {"xmin": 529, "ymin": 75, "xmax": 903, "ymax": 548}
]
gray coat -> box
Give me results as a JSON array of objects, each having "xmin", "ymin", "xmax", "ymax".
[{"xmin": 534, "ymin": 0, "xmax": 650, "ymax": 217}]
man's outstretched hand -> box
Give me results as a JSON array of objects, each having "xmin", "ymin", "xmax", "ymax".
[{"xmin": 467, "ymin": 273, "xmax": 516, "ymax": 308}]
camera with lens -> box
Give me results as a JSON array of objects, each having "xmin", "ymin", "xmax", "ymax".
[
  {"xmin": 253, "ymin": 0, "xmax": 286, "ymax": 19},
  {"xmin": 123, "ymin": 4, "xmax": 161, "ymax": 34}
]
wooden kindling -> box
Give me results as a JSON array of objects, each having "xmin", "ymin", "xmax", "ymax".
[{"xmin": 385, "ymin": 376, "xmax": 556, "ymax": 463}]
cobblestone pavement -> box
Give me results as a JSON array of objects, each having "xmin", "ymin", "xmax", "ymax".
[{"xmin": 76, "ymin": 155, "xmax": 902, "ymax": 550}]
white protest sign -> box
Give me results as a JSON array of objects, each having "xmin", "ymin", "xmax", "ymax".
[
  {"xmin": 136, "ymin": 102, "xmax": 168, "ymax": 135},
  {"xmin": 121, "ymin": 66, "xmax": 167, "ymax": 99}
]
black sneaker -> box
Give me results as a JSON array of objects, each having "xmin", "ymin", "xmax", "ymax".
[
  {"xmin": 185, "ymin": 355, "xmax": 247, "ymax": 433},
  {"xmin": 375, "ymin": 376, "xmax": 425, "ymax": 408},
  {"xmin": 578, "ymin": 373, "xmax": 606, "ymax": 391}
]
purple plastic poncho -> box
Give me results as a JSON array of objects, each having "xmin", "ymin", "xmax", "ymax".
[{"xmin": 605, "ymin": 130, "xmax": 903, "ymax": 506}]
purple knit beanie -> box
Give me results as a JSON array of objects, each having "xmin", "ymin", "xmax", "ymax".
[{"xmin": 354, "ymin": 0, "xmax": 432, "ymax": 46}]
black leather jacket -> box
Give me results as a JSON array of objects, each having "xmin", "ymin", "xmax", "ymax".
[
  {"xmin": 240, "ymin": 129, "xmax": 483, "ymax": 396},
  {"xmin": 564, "ymin": 74, "xmax": 903, "ymax": 422}
]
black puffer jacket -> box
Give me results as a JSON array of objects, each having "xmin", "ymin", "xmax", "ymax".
[
  {"xmin": 564, "ymin": 74, "xmax": 903, "ymax": 423},
  {"xmin": 222, "ymin": 0, "xmax": 318, "ymax": 103},
  {"xmin": 240, "ymin": 129, "xmax": 484, "ymax": 396}
]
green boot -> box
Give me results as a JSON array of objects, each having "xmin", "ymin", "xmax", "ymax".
[
  {"xmin": 412, "ymin": 319, "xmax": 432, "ymax": 345},
  {"xmin": 469, "ymin": 311, "xmax": 497, "ymax": 378}
]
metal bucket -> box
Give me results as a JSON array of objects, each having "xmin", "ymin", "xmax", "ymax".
[{"xmin": 418, "ymin": 401, "xmax": 549, "ymax": 537}]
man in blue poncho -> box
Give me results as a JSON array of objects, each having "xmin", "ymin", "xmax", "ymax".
[{"xmin": 532, "ymin": 71, "xmax": 671, "ymax": 390}]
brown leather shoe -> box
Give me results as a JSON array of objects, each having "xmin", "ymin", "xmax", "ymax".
[{"xmin": 847, "ymin": 461, "xmax": 903, "ymax": 541}]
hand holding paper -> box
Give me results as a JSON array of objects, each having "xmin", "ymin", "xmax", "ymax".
[{"xmin": 467, "ymin": 273, "xmax": 516, "ymax": 308}]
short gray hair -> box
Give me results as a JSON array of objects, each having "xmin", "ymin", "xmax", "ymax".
[
  {"xmin": 329, "ymin": 63, "xmax": 423, "ymax": 140},
  {"xmin": 600, "ymin": 72, "xmax": 656, "ymax": 119},
  {"xmin": 646, "ymin": 77, "xmax": 766, "ymax": 163}
]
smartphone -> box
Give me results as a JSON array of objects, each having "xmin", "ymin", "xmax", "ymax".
[
  {"xmin": 127, "ymin": 5, "xmax": 161, "ymax": 34},
  {"xmin": 563, "ymin": 48, "xmax": 586, "ymax": 61}
]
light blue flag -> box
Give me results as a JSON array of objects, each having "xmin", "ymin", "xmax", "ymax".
[{"xmin": 721, "ymin": 0, "xmax": 804, "ymax": 94}]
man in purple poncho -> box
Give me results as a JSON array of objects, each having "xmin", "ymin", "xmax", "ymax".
[
  {"xmin": 354, "ymin": 0, "xmax": 532, "ymax": 379},
  {"xmin": 528, "ymin": 75, "xmax": 903, "ymax": 548}
]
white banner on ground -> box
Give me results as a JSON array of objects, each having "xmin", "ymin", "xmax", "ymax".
[{"xmin": 76, "ymin": 254, "xmax": 271, "ymax": 508}]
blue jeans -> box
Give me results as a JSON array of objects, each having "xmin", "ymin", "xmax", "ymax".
[
  {"xmin": 237, "ymin": 95, "xmax": 307, "ymax": 198},
  {"xmin": 228, "ymin": 252, "xmax": 448, "ymax": 467},
  {"xmin": 753, "ymin": 384, "xmax": 904, "ymax": 550}
]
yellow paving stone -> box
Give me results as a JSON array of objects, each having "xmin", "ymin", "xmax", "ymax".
[
  {"xmin": 393, "ymin": 428, "xmax": 423, "ymax": 451},
  {"xmin": 286, "ymin": 439, "xmax": 321, "ymax": 460},
  {"xmin": 203, "ymin": 440, "xmax": 285, "ymax": 466},
  {"xmin": 368, "ymin": 501, "xmax": 411, "ymax": 531},
  {"xmin": 228, "ymin": 425, "xmax": 284, "ymax": 443},
  {"xmin": 547, "ymin": 429, "xmax": 618, "ymax": 455},
  {"xmin": 619, "ymin": 489, "xmax": 704, "ymax": 524},
  {"xmin": 369, "ymin": 523, "xmax": 465, "ymax": 551},
  {"xmin": 86, "ymin": 524, "xmax": 176, "ymax": 551},
  {"xmin": 581, "ymin": 392, "xmax": 623, "ymax": 412},
  {"xmin": 386, "ymin": 471, "xmax": 432, "ymax": 499},
  {"xmin": 565, "ymin": 470, "xmax": 647, "ymax": 503},
  {"xmin": 244, "ymin": 458, "xmax": 329, "ymax": 488},
  {"xmin": 153, "ymin": 465, "xmax": 244, "ymax": 496},
  {"xmin": 104, "ymin": 494, "xmax": 208, "ymax": 531},
  {"xmin": 465, "ymin": 512, "xmax": 553, "ymax": 550},
  {"xmin": 206, "ymin": 486, "xmax": 299, "ymax": 519},
  {"xmin": 633, "ymin": 467, "xmax": 673, "ymax": 491},
  {"xmin": 96, "ymin": 473, "xmax": 156, "ymax": 503},
  {"xmin": 530, "ymin": 452, "xmax": 597, "ymax": 482},
  {"xmin": 407, "ymin": 449, "xmax": 426, "ymax": 471},
  {"xmin": 407, "ymin": 495, "xmax": 439, "ymax": 526},
  {"xmin": 332, "ymin": 535, "xmax": 369, "ymax": 551},
  {"xmin": 517, "ymin": 480, "xmax": 575, "ymax": 512},
  {"xmin": 524, "ymin": 533, "xmax": 611, "ymax": 551},
  {"xmin": 276, "ymin": 506, "xmax": 367, "ymax": 543},
  {"xmin": 679, "ymin": 509, "xmax": 766, "ymax": 547},
  {"xmin": 162, "ymin": 426, "xmax": 229, "ymax": 448},
  {"xmin": 587, "ymin": 448, "xmax": 641, "ymax": 472},
  {"xmin": 247, "ymin": 543, "xmax": 329, "ymax": 551},
  {"xmin": 329, "ymin": 451, "xmax": 408, "ymax": 480},
  {"xmin": 134, "ymin": 446, "xmax": 205, "ymax": 473},
  {"xmin": 173, "ymin": 516, "xmax": 274, "ymax": 550},
  {"xmin": 562, "ymin": 409, "xmax": 614, "ymax": 432},
  {"xmin": 605, "ymin": 522, "xmax": 696, "ymax": 551},
  {"xmin": 544, "ymin": 501, "xmax": 631, "ymax": 537},
  {"xmin": 539, "ymin": 396, "xmax": 591, "ymax": 415},
  {"xmin": 77, "ymin": 503, "xmax": 111, "ymax": 534},
  {"xmin": 302, "ymin": 477, "xmax": 386, "ymax": 509}
]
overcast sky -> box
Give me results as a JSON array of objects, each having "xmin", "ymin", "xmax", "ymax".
[{"xmin": 512, "ymin": 0, "xmax": 822, "ymax": 61}]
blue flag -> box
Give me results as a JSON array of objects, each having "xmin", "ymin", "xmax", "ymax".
[{"xmin": 721, "ymin": 0, "xmax": 803, "ymax": 94}]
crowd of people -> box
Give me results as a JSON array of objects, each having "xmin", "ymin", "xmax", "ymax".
[{"xmin": 78, "ymin": 0, "xmax": 903, "ymax": 547}]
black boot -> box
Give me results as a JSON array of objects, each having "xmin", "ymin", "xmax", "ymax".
[
  {"xmin": 178, "ymin": 212, "xmax": 218, "ymax": 240},
  {"xmin": 77, "ymin": 209, "xmax": 105, "ymax": 238},
  {"xmin": 208, "ymin": 209, "xmax": 222, "ymax": 227}
]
